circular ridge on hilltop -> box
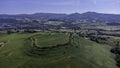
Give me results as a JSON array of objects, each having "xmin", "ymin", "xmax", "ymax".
[{"xmin": 24, "ymin": 33, "xmax": 77, "ymax": 56}]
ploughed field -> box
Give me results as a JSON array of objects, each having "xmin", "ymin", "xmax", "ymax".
[{"xmin": 0, "ymin": 32, "xmax": 117, "ymax": 68}]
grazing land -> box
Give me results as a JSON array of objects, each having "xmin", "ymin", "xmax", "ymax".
[
  {"xmin": 30, "ymin": 33, "xmax": 69, "ymax": 47},
  {"xmin": 0, "ymin": 32, "xmax": 117, "ymax": 68}
]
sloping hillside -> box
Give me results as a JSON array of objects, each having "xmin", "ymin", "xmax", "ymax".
[{"xmin": 0, "ymin": 32, "xmax": 117, "ymax": 68}]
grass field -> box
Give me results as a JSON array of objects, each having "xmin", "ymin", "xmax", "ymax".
[
  {"xmin": 0, "ymin": 32, "xmax": 117, "ymax": 68},
  {"xmin": 31, "ymin": 33, "xmax": 69, "ymax": 47}
]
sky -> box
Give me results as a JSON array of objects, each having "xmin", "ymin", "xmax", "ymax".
[{"xmin": 0, "ymin": 0, "xmax": 120, "ymax": 14}]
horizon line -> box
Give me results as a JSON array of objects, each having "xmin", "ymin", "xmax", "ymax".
[{"xmin": 0, "ymin": 11, "xmax": 120, "ymax": 15}]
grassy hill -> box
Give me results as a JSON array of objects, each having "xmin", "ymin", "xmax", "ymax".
[
  {"xmin": 0, "ymin": 32, "xmax": 117, "ymax": 68},
  {"xmin": 30, "ymin": 33, "xmax": 69, "ymax": 47}
]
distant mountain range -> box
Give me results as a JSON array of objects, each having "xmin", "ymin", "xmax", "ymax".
[
  {"xmin": 0, "ymin": 12, "xmax": 120, "ymax": 30},
  {"xmin": 0, "ymin": 12, "xmax": 120, "ymax": 23}
]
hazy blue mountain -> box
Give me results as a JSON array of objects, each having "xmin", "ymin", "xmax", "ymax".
[
  {"xmin": 0, "ymin": 12, "xmax": 120, "ymax": 22},
  {"xmin": 0, "ymin": 13, "xmax": 67, "ymax": 19}
]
